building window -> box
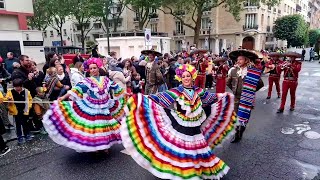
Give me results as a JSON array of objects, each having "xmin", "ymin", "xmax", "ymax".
[
  {"xmin": 117, "ymin": 19, "xmax": 122, "ymax": 27},
  {"xmin": 150, "ymin": 7, "xmax": 157, "ymax": 14},
  {"xmin": 201, "ymin": 18, "xmax": 211, "ymax": 29},
  {"xmin": 77, "ymin": 35, "xmax": 81, "ymax": 42},
  {"xmin": 93, "ymin": 23, "xmax": 102, "ymax": 29},
  {"xmin": 175, "ymin": 21, "xmax": 184, "ymax": 34},
  {"xmin": 244, "ymin": 0, "xmax": 258, "ymax": 7},
  {"xmin": 108, "ymin": 22, "xmax": 113, "ymax": 28},
  {"xmin": 50, "ymin": 30, "xmax": 54, "ymax": 37},
  {"xmin": 0, "ymin": 0, "xmax": 4, "ymax": 9},
  {"xmin": 85, "ymin": 36, "xmax": 90, "ymax": 41},
  {"xmin": 268, "ymin": 6, "xmax": 272, "ymax": 11},
  {"xmin": 261, "ymin": 14, "xmax": 264, "ymax": 27},
  {"xmin": 63, "ymin": 29, "xmax": 67, "ymax": 36},
  {"xmin": 43, "ymin": 31, "xmax": 47, "ymax": 38},
  {"xmin": 151, "ymin": 23, "xmax": 158, "ymax": 32},
  {"xmin": 244, "ymin": 14, "xmax": 257, "ymax": 29}
]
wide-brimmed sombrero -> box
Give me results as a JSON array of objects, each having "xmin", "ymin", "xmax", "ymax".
[
  {"xmin": 212, "ymin": 57, "xmax": 228, "ymax": 63},
  {"xmin": 253, "ymin": 51, "xmax": 264, "ymax": 59},
  {"xmin": 268, "ymin": 52, "xmax": 284, "ymax": 57},
  {"xmin": 190, "ymin": 49, "xmax": 208, "ymax": 56},
  {"xmin": 283, "ymin": 52, "xmax": 302, "ymax": 58},
  {"xmin": 229, "ymin": 49, "xmax": 259, "ymax": 61},
  {"xmin": 141, "ymin": 50, "xmax": 162, "ymax": 57}
]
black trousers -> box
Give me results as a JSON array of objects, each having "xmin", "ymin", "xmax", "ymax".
[
  {"xmin": 14, "ymin": 114, "xmax": 30, "ymax": 138},
  {"xmin": 0, "ymin": 135, "xmax": 6, "ymax": 150},
  {"xmin": 206, "ymin": 75, "xmax": 213, "ymax": 88}
]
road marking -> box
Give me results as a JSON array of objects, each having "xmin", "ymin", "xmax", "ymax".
[
  {"xmin": 281, "ymin": 122, "xmax": 320, "ymax": 139},
  {"xmin": 304, "ymin": 131, "xmax": 320, "ymax": 139},
  {"xmin": 120, "ymin": 149, "xmax": 130, "ymax": 155}
]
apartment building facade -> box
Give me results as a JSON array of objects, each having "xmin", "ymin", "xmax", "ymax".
[
  {"xmin": 0, "ymin": 0, "xmax": 45, "ymax": 63},
  {"xmin": 309, "ymin": 0, "xmax": 320, "ymax": 29},
  {"xmin": 43, "ymin": 0, "xmax": 315, "ymax": 54}
]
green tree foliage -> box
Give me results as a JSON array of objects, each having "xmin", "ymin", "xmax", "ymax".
[
  {"xmin": 69, "ymin": 0, "xmax": 105, "ymax": 52},
  {"xmin": 28, "ymin": 0, "xmax": 50, "ymax": 31},
  {"xmin": 45, "ymin": 0, "xmax": 73, "ymax": 46},
  {"xmin": 125, "ymin": 0, "xmax": 162, "ymax": 30},
  {"xmin": 274, "ymin": 14, "xmax": 308, "ymax": 47},
  {"xmin": 158, "ymin": 0, "xmax": 280, "ymax": 46},
  {"xmin": 308, "ymin": 29, "xmax": 320, "ymax": 46}
]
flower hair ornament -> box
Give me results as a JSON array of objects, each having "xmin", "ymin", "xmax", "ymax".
[
  {"xmin": 175, "ymin": 64, "xmax": 198, "ymax": 82},
  {"xmin": 84, "ymin": 58, "xmax": 103, "ymax": 71}
]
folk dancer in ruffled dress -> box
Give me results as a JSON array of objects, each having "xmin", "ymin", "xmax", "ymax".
[
  {"xmin": 227, "ymin": 50, "xmax": 264, "ymax": 143},
  {"xmin": 121, "ymin": 64, "xmax": 237, "ymax": 179},
  {"xmin": 43, "ymin": 58, "xmax": 127, "ymax": 152}
]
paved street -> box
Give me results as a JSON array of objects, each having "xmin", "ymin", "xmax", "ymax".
[{"xmin": 1, "ymin": 62, "xmax": 320, "ymax": 180}]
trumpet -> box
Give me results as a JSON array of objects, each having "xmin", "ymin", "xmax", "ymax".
[{"xmin": 280, "ymin": 61, "xmax": 292, "ymax": 70}]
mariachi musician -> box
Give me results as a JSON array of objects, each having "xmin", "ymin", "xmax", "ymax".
[
  {"xmin": 277, "ymin": 52, "xmax": 302, "ymax": 113},
  {"xmin": 213, "ymin": 57, "xmax": 229, "ymax": 93},
  {"xmin": 265, "ymin": 52, "xmax": 284, "ymax": 99},
  {"xmin": 192, "ymin": 49, "xmax": 208, "ymax": 89}
]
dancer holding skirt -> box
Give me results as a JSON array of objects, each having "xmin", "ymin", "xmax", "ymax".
[
  {"xmin": 43, "ymin": 58, "xmax": 126, "ymax": 152},
  {"xmin": 121, "ymin": 64, "xmax": 237, "ymax": 179}
]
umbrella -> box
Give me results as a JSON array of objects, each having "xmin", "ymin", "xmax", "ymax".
[{"xmin": 141, "ymin": 50, "xmax": 163, "ymax": 57}]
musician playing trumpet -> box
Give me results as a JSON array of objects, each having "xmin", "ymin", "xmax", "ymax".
[
  {"xmin": 277, "ymin": 52, "xmax": 302, "ymax": 113},
  {"xmin": 265, "ymin": 52, "xmax": 283, "ymax": 99},
  {"xmin": 212, "ymin": 57, "xmax": 229, "ymax": 93}
]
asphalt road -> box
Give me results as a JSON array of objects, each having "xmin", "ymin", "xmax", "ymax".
[{"xmin": 1, "ymin": 62, "xmax": 320, "ymax": 180}]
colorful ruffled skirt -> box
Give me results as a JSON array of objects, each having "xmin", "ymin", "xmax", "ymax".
[
  {"xmin": 43, "ymin": 99, "xmax": 122, "ymax": 152},
  {"xmin": 120, "ymin": 93, "xmax": 237, "ymax": 180}
]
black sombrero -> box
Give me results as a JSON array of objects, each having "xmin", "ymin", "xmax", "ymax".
[
  {"xmin": 212, "ymin": 57, "xmax": 228, "ymax": 63},
  {"xmin": 190, "ymin": 49, "xmax": 208, "ymax": 56},
  {"xmin": 229, "ymin": 49, "xmax": 259, "ymax": 61},
  {"xmin": 141, "ymin": 50, "xmax": 162, "ymax": 57},
  {"xmin": 283, "ymin": 52, "xmax": 302, "ymax": 58},
  {"xmin": 268, "ymin": 52, "xmax": 284, "ymax": 57}
]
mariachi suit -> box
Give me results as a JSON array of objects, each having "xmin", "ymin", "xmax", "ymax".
[
  {"xmin": 266, "ymin": 59, "xmax": 282, "ymax": 98},
  {"xmin": 194, "ymin": 58, "xmax": 208, "ymax": 89},
  {"xmin": 278, "ymin": 61, "xmax": 302, "ymax": 110},
  {"xmin": 227, "ymin": 66, "xmax": 264, "ymax": 113},
  {"xmin": 145, "ymin": 61, "xmax": 164, "ymax": 95},
  {"xmin": 215, "ymin": 64, "xmax": 229, "ymax": 93}
]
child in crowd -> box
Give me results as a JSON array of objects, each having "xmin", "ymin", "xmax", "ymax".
[
  {"xmin": 108, "ymin": 58, "xmax": 123, "ymax": 72},
  {"xmin": 131, "ymin": 73, "xmax": 144, "ymax": 94},
  {"xmin": 0, "ymin": 90, "xmax": 10, "ymax": 156},
  {"xmin": 33, "ymin": 87, "xmax": 49, "ymax": 135},
  {"xmin": 45, "ymin": 67, "xmax": 67, "ymax": 100},
  {"xmin": 6, "ymin": 79, "xmax": 33, "ymax": 144}
]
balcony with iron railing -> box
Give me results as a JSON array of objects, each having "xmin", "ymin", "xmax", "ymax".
[
  {"xmin": 173, "ymin": 30, "xmax": 185, "ymax": 36},
  {"xmin": 243, "ymin": 24, "xmax": 259, "ymax": 31},
  {"xmin": 100, "ymin": 31, "xmax": 168, "ymax": 38},
  {"xmin": 149, "ymin": 13, "xmax": 159, "ymax": 19}
]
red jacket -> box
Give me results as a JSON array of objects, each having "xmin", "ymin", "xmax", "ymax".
[
  {"xmin": 266, "ymin": 59, "xmax": 283, "ymax": 76},
  {"xmin": 278, "ymin": 61, "xmax": 302, "ymax": 80},
  {"xmin": 215, "ymin": 64, "xmax": 229, "ymax": 78},
  {"xmin": 196, "ymin": 58, "xmax": 208, "ymax": 75}
]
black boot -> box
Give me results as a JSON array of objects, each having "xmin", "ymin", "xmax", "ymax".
[
  {"xmin": 238, "ymin": 126, "xmax": 246, "ymax": 139},
  {"xmin": 231, "ymin": 126, "xmax": 246, "ymax": 143},
  {"xmin": 231, "ymin": 126, "xmax": 241, "ymax": 143}
]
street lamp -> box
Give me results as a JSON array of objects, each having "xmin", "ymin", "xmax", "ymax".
[
  {"xmin": 106, "ymin": 1, "xmax": 119, "ymax": 54},
  {"xmin": 208, "ymin": 20, "xmax": 212, "ymax": 52}
]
